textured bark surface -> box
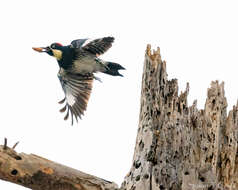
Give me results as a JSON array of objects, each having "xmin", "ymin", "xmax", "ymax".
[
  {"xmin": 0, "ymin": 142, "xmax": 118, "ymax": 190},
  {"xmin": 121, "ymin": 45, "xmax": 238, "ymax": 190}
]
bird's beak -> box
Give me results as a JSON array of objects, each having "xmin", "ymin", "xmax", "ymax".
[{"xmin": 32, "ymin": 47, "xmax": 50, "ymax": 53}]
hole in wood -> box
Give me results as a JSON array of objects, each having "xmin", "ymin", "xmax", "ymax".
[
  {"xmin": 11, "ymin": 169, "xmax": 18, "ymax": 175},
  {"xmin": 184, "ymin": 171, "xmax": 189, "ymax": 175},
  {"xmin": 199, "ymin": 176, "xmax": 205, "ymax": 182},
  {"xmin": 208, "ymin": 186, "xmax": 213, "ymax": 190},
  {"xmin": 210, "ymin": 154, "xmax": 213, "ymax": 160},
  {"xmin": 208, "ymin": 135, "xmax": 211, "ymax": 142},
  {"xmin": 156, "ymin": 109, "xmax": 161, "ymax": 116},
  {"xmin": 218, "ymin": 161, "xmax": 222, "ymax": 168},
  {"xmin": 159, "ymin": 185, "xmax": 165, "ymax": 189},
  {"xmin": 134, "ymin": 160, "xmax": 141, "ymax": 169},
  {"xmin": 183, "ymin": 104, "xmax": 186, "ymax": 110},
  {"xmin": 173, "ymin": 150, "xmax": 178, "ymax": 159},
  {"xmin": 135, "ymin": 175, "xmax": 140, "ymax": 181},
  {"xmin": 155, "ymin": 178, "xmax": 159, "ymax": 183},
  {"xmin": 144, "ymin": 174, "xmax": 149, "ymax": 179},
  {"xmin": 139, "ymin": 140, "xmax": 144, "ymax": 151},
  {"xmin": 212, "ymin": 99, "xmax": 216, "ymax": 109},
  {"xmin": 177, "ymin": 103, "xmax": 181, "ymax": 113},
  {"xmin": 212, "ymin": 99, "xmax": 216, "ymax": 105},
  {"xmin": 15, "ymin": 156, "xmax": 22, "ymax": 160}
]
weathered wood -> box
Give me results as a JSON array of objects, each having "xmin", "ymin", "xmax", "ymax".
[
  {"xmin": 121, "ymin": 45, "xmax": 238, "ymax": 190},
  {"xmin": 0, "ymin": 142, "xmax": 118, "ymax": 190}
]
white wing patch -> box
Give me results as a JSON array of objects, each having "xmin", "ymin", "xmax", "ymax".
[
  {"xmin": 81, "ymin": 39, "xmax": 94, "ymax": 47},
  {"xmin": 65, "ymin": 91, "xmax": 76, "ymax": 106},
  {"xmin": 57, "ymin": 68, "xmax": 94, "ymax": 125}
]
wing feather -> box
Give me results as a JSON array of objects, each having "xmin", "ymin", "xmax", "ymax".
[
  {"xmin": 71, "ymin": 37, "xmax": 114, "ymax": 56},
  {"xmin": 58, "ymin": 68, "xmax": 93, "ymax": 125},
  {"xmin": 70, "ymin": 39, "xmax": 88, "ymax": 48}
]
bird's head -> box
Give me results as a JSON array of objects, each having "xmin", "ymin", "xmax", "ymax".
[{"xmin": 33, "ymin": 43, "xmax": 63, "ymax": 60}]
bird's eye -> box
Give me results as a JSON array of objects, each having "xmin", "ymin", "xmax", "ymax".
[{"xmin": 51, "ymin": 44, "xmax": 55, "ymax": 49}]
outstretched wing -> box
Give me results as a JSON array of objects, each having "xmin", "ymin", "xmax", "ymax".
[
  {"xmin": 71, "ymin": 36, "xmax": 114, "ymax": 56},
  {"xmin": 57, "ymin": 68, "xmax": 94, "ymax": 125}
]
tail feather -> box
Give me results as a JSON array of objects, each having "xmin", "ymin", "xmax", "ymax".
[{"xmin": 103, "ymin": 62, "xmax": 125, "ymax": 77}]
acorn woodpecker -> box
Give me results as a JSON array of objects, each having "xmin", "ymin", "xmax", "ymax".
[{"xmin": 33, "ymin": 37, "xmax": 125, "ymax": 125}]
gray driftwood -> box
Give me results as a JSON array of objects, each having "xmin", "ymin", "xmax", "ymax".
[{"xmin": 1, "ymin": 45, "xmax": 238, "ymax": 190}]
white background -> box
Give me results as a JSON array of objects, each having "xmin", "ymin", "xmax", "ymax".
[{"xmin": 0, "ymin": 0, "xmax": 238, "ymax": 189}]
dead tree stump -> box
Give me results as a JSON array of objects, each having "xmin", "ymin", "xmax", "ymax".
[{"xmin": 121, "ymin": 45, "xmax": 238, "ymax": 190}]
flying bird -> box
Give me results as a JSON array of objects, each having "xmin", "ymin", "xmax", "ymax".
[{"xmin": 33, "ymin": 37, "xmax": 125, "ymax": 125}]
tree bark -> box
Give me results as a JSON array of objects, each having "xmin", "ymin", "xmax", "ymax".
[
  {"xmin": 0, "ymin": 140, "xmax": 118, "ymax": 190},
  {"xmin": 1, "ymin": 45, "xmax": 238, "ymax": 190},
  {"xmin": 121, "ymin": 45, "xmax": 238, "ymax": 190}
]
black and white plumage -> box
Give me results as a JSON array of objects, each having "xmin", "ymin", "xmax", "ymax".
[
  {"xmin": 57, "ymin": 69, "xmax": 93, "ymax": 124},
  {"xmin": 71, "ymin": 37, "xmax": 114, "ymax": 55},
  {"xmin": 33, "ymin": 37, "xmax": 125, "ymax": 125}
]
